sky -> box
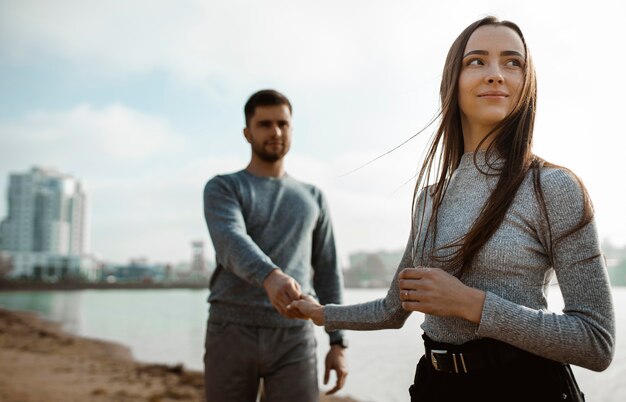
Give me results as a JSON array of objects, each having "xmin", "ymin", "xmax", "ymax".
[{"xmin": 1, "ymin": 0, "xmax": 625, "ymax": 266}]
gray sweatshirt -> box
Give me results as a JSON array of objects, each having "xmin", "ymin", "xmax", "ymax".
[
  {"xmin": 325, "ymin": 152, "xmax": 615, "ymax": 371},
  {"xmin": 204, "ymin": 170, "xmax": 344, "ymax": 344}
]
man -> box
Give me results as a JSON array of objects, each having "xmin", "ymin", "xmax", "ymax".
[{"xmin": 203, "ymin": 89, "xmax": 348, "ymax": 402}]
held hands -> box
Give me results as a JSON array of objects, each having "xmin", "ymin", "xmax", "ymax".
[
  {"xmin": 287, "ymin": 294, "xmax": 325, "ymax": 326},
  {"xmin": 286, "ymin": 295, "xmax": 343, "ymax": 393},
  {"xmin": 398, "ymin": 267, "xmax": 486, "ymax": 323},
  {"xmin": 263, "ymin": 269, "xmax": 308, "ymax": 319},
  {"xmin": 264, "ymin": 271, "xmax": 344, "ymax": 393}
]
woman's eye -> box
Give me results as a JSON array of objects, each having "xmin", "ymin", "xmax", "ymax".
[
  {"xmin": 505, "ymin": 59, "xmax": 523, "ymax": 67},
  {"xmin": 466, "ymin": 58, "xmax": 483, "ymax": 66}
]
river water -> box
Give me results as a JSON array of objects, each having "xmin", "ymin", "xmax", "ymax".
[{"xmin": 0, "ymin": 287, "xmax": 624, "ymax": 402}]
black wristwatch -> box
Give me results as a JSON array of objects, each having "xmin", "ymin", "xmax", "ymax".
[{"xmin": 330, "ymin": 338, "xmax": 349, "ymax": 349}]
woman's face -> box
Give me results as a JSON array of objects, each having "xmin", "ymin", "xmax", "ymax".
[{"xmin": 458, "ymin": 25, "xmax": 526, "ymax": 137}]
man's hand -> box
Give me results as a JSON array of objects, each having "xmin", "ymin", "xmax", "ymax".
[
  {"xmin": 263, "ymin": 269, "xmax": 307, "ymax": 319},
  {"xmin": 287, "ymin": 294, "xmax": 325, "ymax": 325},
  {"xmin": 324, "ymin": 345, "xmax": 348, "ymax": 395}
]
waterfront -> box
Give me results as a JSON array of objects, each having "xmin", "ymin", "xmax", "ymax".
[{"xmin": 0, "ymin": 287, "xmax": 624, "ymax": 402}]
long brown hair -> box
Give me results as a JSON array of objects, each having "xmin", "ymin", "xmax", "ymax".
[{"xmin": 411, "ymin": 16, "xmax": 594, "ymax": 270}]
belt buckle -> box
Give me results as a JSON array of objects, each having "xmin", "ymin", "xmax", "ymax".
[
  {"xmin": 430, "ymin": 349, "xmax": 468, "ymax": 374},
  {"xmin": 430, "ymin": 349, "xmax": 447, "ymax": 371}
]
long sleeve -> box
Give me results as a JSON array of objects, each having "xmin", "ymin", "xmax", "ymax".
[
  {"xmin": 310, "ymin": 193, "xmax": 345, "ymax": 343},
  {"xmin": 311, "ymin": 192, "xmax": 342, "ymax": 306},
  {"xmin": 476, "ymin": 169, "xmax": 615, "ymax": 371},
  {"xmin": 204, "ymin": 176, "xmax": 277, "ymax": 287},
  {"xmin": 205, "ymin": 171, "xmax": 346, "ymax": 328},
  {"xmin": 324, "ymin": 233, "xmax": 413, "ymax": 331}
]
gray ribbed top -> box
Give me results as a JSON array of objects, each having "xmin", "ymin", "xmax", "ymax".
[
  {"xmin": 325, "ymin": 152, "xmax": 615, "ymax": 371},
  {"xmin": 204, "ymin": 170, "xmax": 344, "ymax": 344}
]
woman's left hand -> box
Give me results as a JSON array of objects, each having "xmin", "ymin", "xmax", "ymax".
[{"xmin": 398, "ymin": 267, "xmax": 486, "ymax": 323}]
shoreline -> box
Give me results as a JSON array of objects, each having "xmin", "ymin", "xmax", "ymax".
[
  {"xmin": 0, "ymin": 280, "xmax": 210, "ymax": 291},
  {"xmin": 0, "ymin": 307, "xmax": 358, "ymax": 402},
  {"xmin": 0, "ymin": 280, "xmax": 389, "ymax": 292}
]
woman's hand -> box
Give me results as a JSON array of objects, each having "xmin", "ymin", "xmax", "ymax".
[
  {"xmin": 287, "ymin": 294, "xmax": 325, "ymax": 326},
  {"xmin": 398, "ymin": 267, "xmax": 486, "ymax": 323}
]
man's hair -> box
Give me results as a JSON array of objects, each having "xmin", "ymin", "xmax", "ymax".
[{"xmin": 244, "ymin": 89, "xmax": 292, "ymax": 127}]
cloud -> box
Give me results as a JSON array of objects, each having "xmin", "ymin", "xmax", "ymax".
[
  {"xmin": 0, "ymin": 103, "xmax": 187, "ymax": 261},
  {"xmin": 0, "ymin": 0, "xmax": 196, "ymax": 75},
  {"xmin": 0, "ymin": 0, "xmax": 471, "ymax": 90},
  {"xmin": 2, "ymin": 0, "xmax": 625, "ymax": 95},
  {"xmin": 0, "ymin": 103, "xmax": 183, "ymax": 172},
  {"xmin": 89, "ymin": 149, "xmax": 420, "ymax": 265},
  {"xmin": 1, "ymin": 101, "xmax": 624, "ymax": 265},
  {"xmin": 2, "ymin": 0, "xmax": 625, "ymax": 264}
]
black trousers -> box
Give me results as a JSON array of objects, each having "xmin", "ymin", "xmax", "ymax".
[{"xmin": 410, "ymin": 338, "xmax": 585, "ymax": 402}]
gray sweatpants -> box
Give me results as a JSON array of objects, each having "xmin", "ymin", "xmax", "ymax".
[{"xmin": 203, "ymin": 320, "xmax": 319, "ymax": 402}]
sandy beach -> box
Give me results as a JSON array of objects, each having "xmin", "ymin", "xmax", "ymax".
[{"xmin": 0, "ymin": 307, "xmax": 357, "ymax": 402}]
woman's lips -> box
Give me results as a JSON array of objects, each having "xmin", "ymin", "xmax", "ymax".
[{"xmin": 478, "ymin": 91, "xmax": 508, "ymax": 98}]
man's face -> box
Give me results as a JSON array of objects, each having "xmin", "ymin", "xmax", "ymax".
[{"xmin": 244, "ymin": 105, "xmax": 292, "ymax": 163}]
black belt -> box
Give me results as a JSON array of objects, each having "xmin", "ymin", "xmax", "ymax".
[{"xmin": 423, "ymin": 334, "xmax": 531, "ymax": 374}]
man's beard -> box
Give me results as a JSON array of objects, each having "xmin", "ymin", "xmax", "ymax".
[{"xmin": 251, "ymin": 141, "xmax": 286, "ymax": 162}]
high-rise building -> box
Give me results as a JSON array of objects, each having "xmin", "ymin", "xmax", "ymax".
[
  {"xmin": 0, "ymin": 167, "xmax": 87, "ymax": 254},
  {"xmin": 0, "ymin": 167, "xmax": 96, "ymax": 280}
]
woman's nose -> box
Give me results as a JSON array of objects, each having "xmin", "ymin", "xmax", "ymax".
[{"xmin": 485, "ymin": 66, "xmax": 504, "ymax": 84}]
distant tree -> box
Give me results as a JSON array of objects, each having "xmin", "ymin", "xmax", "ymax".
[
  {"xmin": 343, "ymin": 252, "xmax": 394, "ymax": 288},
  {"xmin": 364, "ymin": 254, "xmax": 387, "ymax": 277}
]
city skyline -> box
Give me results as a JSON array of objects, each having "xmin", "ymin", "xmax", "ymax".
[
  {"xmin": 1, "ymin": 1, "xmax": 625, "ymax": 264},
  {"xmin": 0, "ymin": 166, "xmax": 99, "ymax": 279}
]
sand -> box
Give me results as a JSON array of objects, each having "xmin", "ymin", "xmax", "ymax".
[{"xmin": 0, "ymin": 308, "xmax": 357, "ymax": 402}]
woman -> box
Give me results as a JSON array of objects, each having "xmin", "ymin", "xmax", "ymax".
[{"xmin": 288, "ymin": 16, "xmax": 615, "ymax": 401}]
